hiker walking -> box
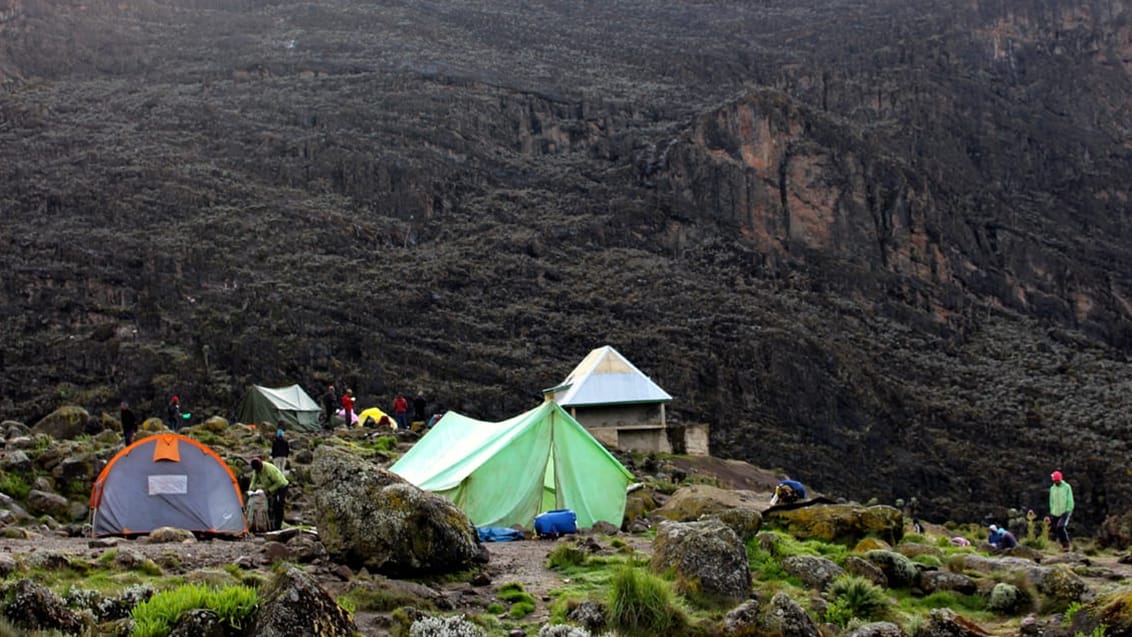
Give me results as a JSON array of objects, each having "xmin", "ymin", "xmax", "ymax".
[
  {"xmin": 249, "ymin": 458, "xmax": 289, "ymax": 531},
  {"xmin": 1049, "ymin": 470, "xmax": 1075, "ymax": 551},
  {"xmin": 119, "ymin": 401, "xmax": 138, "ymax": 446},
  {"xmin": 166, "ymin": 395, "xmax": 183, "ymax": 431},
  {"xmin": 393, "ymin": 393, "xmax": 409, "ymax": 431},
  {"xmin": 271, "ymin": 428, "xmax": 290, "ymax": 473},
  {"xmin": 321, "ymin": 384, "xmax": 337, "ymax": 431}
]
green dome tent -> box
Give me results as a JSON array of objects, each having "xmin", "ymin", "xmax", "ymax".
[
  {"xmin": 390, "ymin": 400, "xmax": 634, "ymax": 529},
  {"xmin": 236, "ymin": 384, "xmax": 321, "ymax": 432}
]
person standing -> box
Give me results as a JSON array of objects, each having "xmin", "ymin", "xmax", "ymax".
[
  {"xmin": 249, "ymin": 458, "xmax": 289, "ymax": 531},
  {"xmin": 1049, "ymin": 470, "xmax": 1075, "ymax": 552},
  {"xmin": 392, "ymin": 394, "xmax": 409, "ymax": 431},
  {"xmin": 412, "ymin": 391, "xmax": 427, "ymax": 425},
  {"xmin": 166, "ymin": 395, "xmax": 183, "ymax": 431},
  {"xmin": 271, "ymin": 428, "xmax": 290, "ymax": 473},
  {"xmin": 341, "ymin": 388, "xmax": 355, "ymax": 427},
  {"xmin": 119, "ymin": 401, "xmax": 138, "ymax": 446},
  {"xmin": 321, "ymin": 384, "xmax": 338, "ymax": 431}
]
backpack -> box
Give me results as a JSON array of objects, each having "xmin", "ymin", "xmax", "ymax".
[{"xmin": 246, "ymin": 491, "xmax": 271, "ymax": 533}]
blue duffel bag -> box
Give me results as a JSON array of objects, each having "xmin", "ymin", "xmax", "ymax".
[{"xmin": 534, "ymin": 509, "xmax": 577, "ymax": 538}]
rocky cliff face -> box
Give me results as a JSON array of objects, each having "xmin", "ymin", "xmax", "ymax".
[{"xmin": 0, "ymin": 0, "xmax": 1130, "ymax": 530}]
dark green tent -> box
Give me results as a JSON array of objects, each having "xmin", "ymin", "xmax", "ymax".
[{"xmin": 236, "ymin": 384, "xmax": 321, "ymax": 431}]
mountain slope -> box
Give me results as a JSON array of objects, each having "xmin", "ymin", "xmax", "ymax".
[{"xmin": 1, "ymin": 0, "xmax": 1130, "ymax": 530}]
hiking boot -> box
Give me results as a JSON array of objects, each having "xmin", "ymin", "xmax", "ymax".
[{"xmin": 1061, "ymin": 542, "xmax": 1072, "ymax": 552}]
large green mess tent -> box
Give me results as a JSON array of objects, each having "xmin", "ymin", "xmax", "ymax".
[
  {"xmin": 390, "ymin": 400, "xmax": 634, "ymax": 529},
  {"xmin": 235, "ymin": 384, "xmax": 321, "ymax": 432}
]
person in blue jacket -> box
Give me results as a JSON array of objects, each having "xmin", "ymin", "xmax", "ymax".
[
  {"xmin": 987, "ymin": 524, "xmax": 1018, "ymax": 550},
  {"xmin": 771, "ymin": 478, "xmax": 807, "ymax": 505}
]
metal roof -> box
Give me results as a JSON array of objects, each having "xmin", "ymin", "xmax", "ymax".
[{"xmin": 548, "ymin": 345, "xmax": 672, "ymax": 407}]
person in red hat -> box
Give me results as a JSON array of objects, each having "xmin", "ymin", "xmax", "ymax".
[
  {"xmin": 1049, "ymin": 470, "xmax": 1075, "ymax": 552},
  {"xmin": 166, "ymin": 395, "xmax": 183, "ymax": 431}
]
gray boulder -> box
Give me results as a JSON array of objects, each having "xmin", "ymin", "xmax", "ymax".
[
  {"xmin": 782, "ymin": 554, "xmax": 846, "ymax": 591},
  {"xmin": 30, "ymin": 406, "xmax": 92, "ymax": 440},
  {"xmin": 844, "ymin": 555, "xmax": 888, "ymax": 587},
  {"xmin": 310, "ymin": 444, "xmax": 486, "ymax": 575},
  {"xmin": 845, "ymin": 621, "xmax": 906, "ymax": 637},
  {"xmin": 912, "ymin": 608, "xmax": 992, "ymax": 637},
  {"xmin": 918, "ymin": 570, "xmax": 977, "ymax": 595},
  {"xmin": 251, "ymin": 565, "xmax": 356, "ymax": 636},
  {"xmin": 763, "ymin": 591, "xmax": 821, "ymax": 637},
  {"xmin": 26, "ymin": 489, "xmax": 69, "ymax": 519},
  {"xmin": 1, "ymin": 449, "xmax": 32, "ymax": 473},
  {"xmin": 722, "ymin": 598, "xmax": 760, "ymax": 634},
  {"xmin": 3, "ymin": 578, "xmax": 86, "ymax": 634},
  {"xmin": 650, "ymin": 518, "xmax": 751, "ymax": 603}
]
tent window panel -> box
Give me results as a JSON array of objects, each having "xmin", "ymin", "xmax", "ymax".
[{"xmin": 148, "ymin": 475, "xmax": 188, "ymax": 495}]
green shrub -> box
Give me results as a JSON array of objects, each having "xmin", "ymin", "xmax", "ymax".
[
  {"xmin": 131, "ymin": 583, "xmax": 257, "ymax": 637},
  {"xmin": 509, "ymin": 600, "xmax": 536, "ymax": 618},
  {"xmin": 824, "ymin": 575, "xmax": 890, "ymax": 626},
  {"xmin": 0, "ymin": 473, "xmax": 31, "ymax": 499},
  {"xmin": 547, "ymin": 544, "xmax": 588, "ymax": 570},
  {"xmin": 605, "ymin": 566, "xmax": 687, "ymax": 637}
]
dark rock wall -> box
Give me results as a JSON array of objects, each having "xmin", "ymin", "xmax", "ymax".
[{"xmin": 1, "ymin": 0, "xmax": 1131, "ymax": 530}]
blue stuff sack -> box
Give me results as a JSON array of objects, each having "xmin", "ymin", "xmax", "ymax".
[{"xmin": 534, "ymin": 509, "xmax": 577, "ymax": 538}]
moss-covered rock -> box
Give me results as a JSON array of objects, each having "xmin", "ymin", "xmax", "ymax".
[
  {"xmin": 653, "ymin": 484, "xmax": 763, "ymax": 522},
  {"xmin": 310, "ymin": 444, "xmax": 486, "ymax": 576},
  {"xmin": 764, "ymin": 504, "xmax": 904, "ymax": 545},
  {"xmin": 30, "ymin": 406, "xmax": 93, "ymax": 440},
  {"xmin": 650, "ymin": 518, "xmax": 751, "ymax": 603}
]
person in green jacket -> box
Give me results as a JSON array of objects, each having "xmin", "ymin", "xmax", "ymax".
[
  {"xmin": 1049, "ymin": 470, "xmax": 1074, "ymax": 552},
  {"xmin": 250, "ymin": 457, "xmax": 290, "ymax": 531}
]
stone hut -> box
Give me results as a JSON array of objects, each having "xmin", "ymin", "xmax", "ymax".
[{"xmin": 544, "ymin": 345, "xmax": 709, "ymax": 455}]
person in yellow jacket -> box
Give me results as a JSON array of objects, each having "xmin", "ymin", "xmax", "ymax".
[
  {"xmin": 1048, "ymin": 470, "xmax": 1075, "ymax": 552},
  {"xmin": 250, "ymin": 458, "xmax": 290, "ymax": 531}
]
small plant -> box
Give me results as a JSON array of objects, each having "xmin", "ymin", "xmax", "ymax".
[
  {"xmin": 824, "ymin": 575, "xmax": 890, "ymax": 626},
  {"xmin": 605, "ymin": 565, "xmax": 687, "ymax": 637},
  {"xmin": 547, "ymin": 544, "xmax": 588, "ymax": 570},
  {"xmin": 509, "ymin": 600, "xmax": 536, "ymax": 619},
  {"xmin": 1022, "ymin": 509, "xmax": 1050, "ymax": 550},
  {"xmin": 0, "ymin": 473, "xmax": 31, "ymax": 499},
  {"xmin": 131, "ymin": 583, "xmax": 257, "ymax": 637},
  {"xmin": 1065, "ymin": 601, "xmax": 1083, "ymax": 623}
]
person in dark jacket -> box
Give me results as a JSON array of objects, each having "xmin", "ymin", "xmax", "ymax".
[
  {"xmin": 120, "ymin": 401, "xmax": 138, "ymax": 446},
  {"xmin": 271, "ymin": 428, "xmax": 290, "ymax": 473},
  {"xmin": 166, "ymin": 395, "xmax": 183, "ymax": 431},
  {"xmin": 412, "ymin": 391, "xmax": 427, "ymax": 425},
  {"xmin": 987, "ymin": 524, "xmax": 1018, "ymax": 550},
  {"xmin": 321, "ymin": 384, "xmax": 337, "ymax": 431}
]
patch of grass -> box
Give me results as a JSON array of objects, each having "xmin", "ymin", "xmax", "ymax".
[
  {"xmin": 0, "ymin": 473, "xmax": 31, "ymax": 499},
  {"xmin": 338, "ymin": 584, "xmax": 435, "ymax": 613},
  {"xmin": 486, "ymin": 602, "xmax": 505, "ymax": 614},
  {"xmin": 824, "ymin": 575, "xmax": 891, "ymax": 626},
  {"xmin": 606, "ymin": 565, "xmax": 687, "ymax": 637},
  {"xmin": 131, "ymin": 583, "xmax": 257, "ymax": 637},
  {"xmin": 892, "ymin": 588, "xmax": 987, "ymax": 615},
  {"xmin": 547, "ymin": 544, "xmax": 588, "ymax": 570},
  {"xmin": 508, "ymin": 600, "xmax": 536, "ymax": 619}
]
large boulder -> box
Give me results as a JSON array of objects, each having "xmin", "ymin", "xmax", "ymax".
[
  {"xmin": 251, "ymin": 565, "xmax": 356, "ymax": 637},
  {"xmin": 310, "ymin": 444, "xmax": 487, "ymax": 575},
  {"xmin": 782, "ymin": 555, "xmax": 846, "ymax": 591},
  {"xmin": 653, "ymin": 484, "xmax": 764, "ymax": 521},
  {"xmin": 762, "ymin": 591, "xmax": 821, "ymax": 637},
  {"xmin": 25, "ymin": 489, "xmax": 70, "ymax": 519},
  {"xmin": 763, "ymin": 503, "xmax": 904, "ymax": 545},
  {"xmin": 30, "ymin": 406, "xmax": 92, "ymax": 440},
  {"xmin": 649, "ymin": 518, "xmax": 751, "ymax": 603}
]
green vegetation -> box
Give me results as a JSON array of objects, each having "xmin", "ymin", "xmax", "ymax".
[
  {"xmin": 605, "ymin": 565, "xmax": 688, "ymax": 637},
  {"xmin": 824, "ymin": 575, "xmax": 890, "ymax": 626},
  {"xmin": 546, "ymin": 543, "xmax": 588, "ymax": 570},
  {"xmin": 131, "ymin": 583, "xmax": 257, "ymax": 637},
  {"xmin": 0, "ymin": 473, "xmax": 31, "ymax": 499}
]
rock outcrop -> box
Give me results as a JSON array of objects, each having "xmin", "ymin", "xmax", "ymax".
[{"xmin": 309, "ymin": 444, "xmax": 487, "ymax": 575}]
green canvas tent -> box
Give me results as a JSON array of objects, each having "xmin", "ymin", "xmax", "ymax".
[
  {"xmin": 390, "ymin": 400, "xmax": 634, "ymax": 529},
  {"xmin": 236, "ymin": 384, "xmax": 321, "ymax": 432}
]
